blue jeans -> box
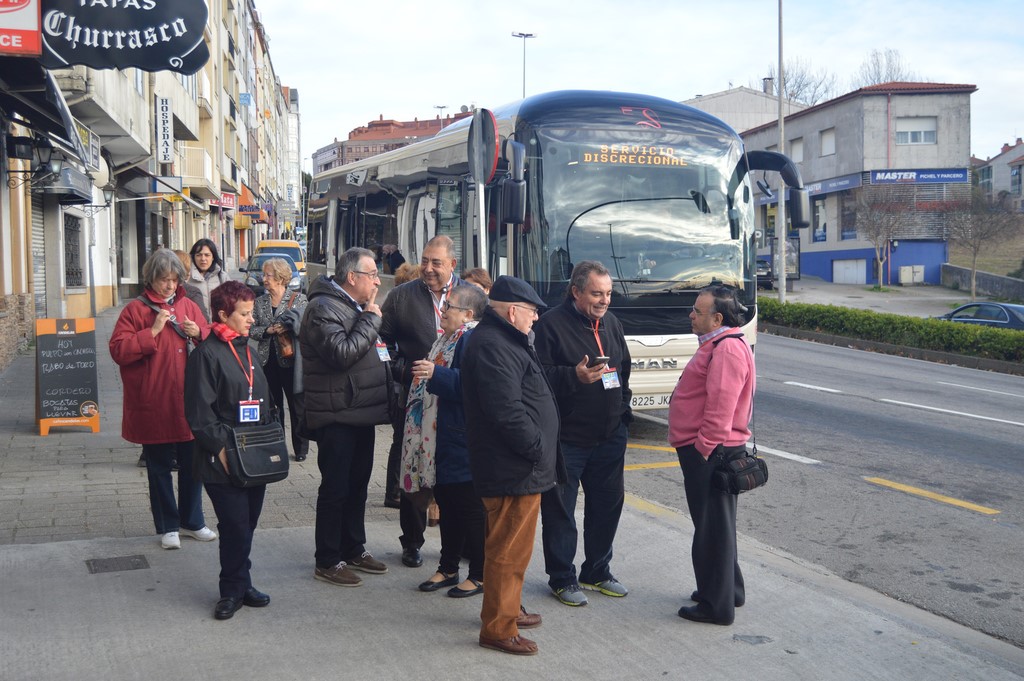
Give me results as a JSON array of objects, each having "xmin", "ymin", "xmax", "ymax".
[
  {"xmin": 143, "ymin": 441, "xmax": 205, "ymax": 534},
  {"xmin": 541, "ymin": 421, "xmax": 627, "ymax": 589}
]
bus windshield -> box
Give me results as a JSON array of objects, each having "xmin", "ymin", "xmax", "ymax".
[{"xmin": 525, "ymin": 127, "xmax": 752, "ymax": 297}]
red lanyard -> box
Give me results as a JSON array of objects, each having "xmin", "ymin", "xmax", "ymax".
[
  {"xmin": 227, "ymin": 341, "xmax": 254, "ymax": 400},
  {"xmin": 592, "ymin": 318, "xmax": 605, "ymax": 357}
]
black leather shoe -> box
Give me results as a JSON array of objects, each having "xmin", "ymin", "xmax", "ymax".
[
  {"xmin": 690, "ymin": 590, "xmax": 744, "ymax": 607},
  {"xmin": 418, "ymin": 572, "xmax": 459, "ymax": 592},
  {"xmin": 384, "ymin": 496, "xmax": 401, "ymax": 509},
  {"xmin": 243, "ymin": 587, "xmax": 270, "ymax": 607},
  {"xmin": 677, "ymin": 604, "xmax": 732, "ymax": 626},
  {"xmin": 447, "ymin": 579, "xmax": 484, "ymax": 598},
  {"xmin": 214, "ymin": 597, "xmax": 243, "ymax": 620},
  {"xmin": 402, "ymin": 547, "xmax": 423, "ymax": 568}
]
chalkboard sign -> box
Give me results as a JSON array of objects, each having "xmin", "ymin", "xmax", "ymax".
[{"xmin": 35, "ymin": 318, "xmax": 100, "ymax": 436}]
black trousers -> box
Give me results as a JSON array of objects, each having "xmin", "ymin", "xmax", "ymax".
[
  {"xmin": 433, "ymin": 481, "xmax": 486, "ymax": 581},
  {"xmin": 677, "ymin": 444, "xmax": 745, "ymax": 624},
  {"xmin": 314, "ymin": 423, "xmax": 375, "ymax": 568},
  {"xmin": 204, "ymin": 482, "xmax": 266, "ymax": 599},
  {"xmin": 264, "ymin": 348, "xmax": 308, "ymax": 459}
]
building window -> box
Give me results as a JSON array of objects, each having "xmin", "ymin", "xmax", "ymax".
[
  {"xmin": 134, "ymin": 68, "xmax": 145, "ymax": 95},
  {"xmin": 820, "ymin": 128, "xmax": 835, "ymax": 156},
  {"xmin": 839, "ymin": 191, "xmax": 857, "ymax": 240},
  {"xmin": 64, "ymin": 214, "xmax": 84, "ymax": 287},
  {"xmin": 1011, "ymin": 166, "xmax": 1022, "ymax": 196},
  {"xmin": 895, "ymin": 116, "xmax": 937, "ymax": 145},
  {"xmin": 812, "ymin": 198, "xmax": 826, "ymax": 242},
  {"xmin": 790, "ymin": 138, "xmax": 804, "ymax": 163}
]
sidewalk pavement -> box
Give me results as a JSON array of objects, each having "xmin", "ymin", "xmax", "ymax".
[
  {"xmin": 777, "ymin": 277, "xmax": 985, "ymax": 318},
  {"xmin": 2, "ymin": 300, "xmax": 1023, "ymax": 681}
]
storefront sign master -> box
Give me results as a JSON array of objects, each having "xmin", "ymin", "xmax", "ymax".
[{"xmin": 39, "ymin": 0, "xmax": 209, "ymax": 75}]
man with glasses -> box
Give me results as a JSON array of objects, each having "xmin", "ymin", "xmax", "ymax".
[
  {"xmin": 301, "ymin": 247, "xmax": 395, "ymax": 588},
  {"xmin": 533, "ymin": 260, "xmax": 632, "ymax": 608},
  {"xmin": 669, "ymin": 285, "xmax": 754, "ymax": 626},
  {"xmin": 462, "ymin": 276, "xmax": 564, "ymax": 656},
  {"xmin": 380, "ymin": 235, "xmax": 467, "ymax": 567}
]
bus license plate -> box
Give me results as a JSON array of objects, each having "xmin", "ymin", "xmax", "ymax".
[{"xmin": 630, "ymin": 394, "xmax": 671, "ymax": 409}]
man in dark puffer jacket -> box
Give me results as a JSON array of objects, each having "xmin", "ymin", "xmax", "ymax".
[{"xmin": 301, "ymin": 247, "xmax": 394, "ymax": 588}]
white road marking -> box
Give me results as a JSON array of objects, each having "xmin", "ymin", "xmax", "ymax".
[
  {"xmin": 879, "ymin": 399, "xmax": 1024, "ymax": 428},
  {"xmin": 936, "ymin": 381, "xmax": 1024, "ymax": 399},
  {"xmin": 633, "ymin": 412, "xmax": 667, "ymax": 426},
  {"xmin": 785, "ymin": 381, "xmax": 843, "ymax": 393},
  {"xmin": 755, "ymin": 445, "xmax": 821, "ymax": 464}
]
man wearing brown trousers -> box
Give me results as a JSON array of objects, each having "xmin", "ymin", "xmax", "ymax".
[{"xmin": 461, "ymin": 276, "xmax": 563, "ymax": 656}]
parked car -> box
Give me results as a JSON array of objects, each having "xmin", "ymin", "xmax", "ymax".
[
  {"xmin": 239, "ymin": 253, "xmax": 301, "ymax": 297},
  {"xmin": 254, "ymin": 239, "xmax": 306, "ymax": 290},
  {"xmin": 934, "ymin": 302, "xmax": 1024, "ymax": 330},
  {"xmin": 756, "ymin": 257, "xmax": 774, "ymax": 290}
]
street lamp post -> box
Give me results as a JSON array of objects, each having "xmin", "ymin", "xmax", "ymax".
[
  {"xmin": 511, "ymin": 31, "xmax": 535, "ymax": 99},
  {"xmin": 434, "ymin": 105, "xmax": 447, "ymax": 128}
]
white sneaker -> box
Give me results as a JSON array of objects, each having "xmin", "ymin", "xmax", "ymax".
[
  {"xmin": 180, "ymin": 526, "xmax": 217, "ymax": 542},
  {"xmin": 161, "ymin": 531, "xmax": 180, "ymax": 549}
]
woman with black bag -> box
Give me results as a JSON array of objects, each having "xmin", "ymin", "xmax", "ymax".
[{"xmin": 185, "ymin": 281, "xmax": 277, "ymax": 620}]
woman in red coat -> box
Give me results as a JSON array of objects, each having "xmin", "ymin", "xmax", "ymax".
[{"xmin": 109, "ymin": 248, "xmax": 216, "ymax": 550}]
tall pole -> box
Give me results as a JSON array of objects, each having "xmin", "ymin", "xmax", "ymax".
[
  {"xmin": 512, "ymin": 32, "xmax": 535, "ymax": 99},
  {"xmin": 434, "ymin": 105, "xmax": 447, "ymax": 128},
  {"xmin": 776, "ymin": 0, "xmax": 787, "ymax": 302}
]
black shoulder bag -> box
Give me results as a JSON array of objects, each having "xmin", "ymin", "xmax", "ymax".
[
  {"xmin": 708, "ymin": 333, "xmax": 769, "ymax": 495},
  {"xmin": 224, "ymin": 412, "xmax": 290, "ymax": 488}
]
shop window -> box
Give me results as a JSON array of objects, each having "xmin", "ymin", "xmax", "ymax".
[
  {"xmin": 64, "ymin": 214, "xmax": 84, "ymax": 287},
  {"xmin": 812, "ymin": 198, "xmax": 827, "ymax": 242}
]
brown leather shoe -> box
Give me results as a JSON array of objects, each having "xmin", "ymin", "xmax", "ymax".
[
  {"xmin": 478, "ymin": 635, "xmax": 538, "ymax": 656},
  {"xmin": 516, "ymin": 605, "xmax": 542, "ymax": 630}
]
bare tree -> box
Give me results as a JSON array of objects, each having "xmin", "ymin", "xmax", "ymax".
[
  {"xmin": 855, "ymin": 185, "xmax": 907, "ymax": 287},
  {"xmin": 945, "ymin": 187, "xmax": 1024, "ymax": 299},
  {"xmin": 757, "ymin": 58, "xmax": 839, "ymax": 105},
  {"xmin": 851, "ymin": 48, "xmax": 920, "ymax": 88}
]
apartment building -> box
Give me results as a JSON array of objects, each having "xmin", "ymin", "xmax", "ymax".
[
  {"xmin": 975, "ymin": 138, "xmax": 1024, "ymax": 213},
  {"xmin": 0, "ymin": 0, "xmax": 299, "ymax": 372},
  {"xmin": 740, "ymin": 82, "xmax": 976, "ymax": 285}
]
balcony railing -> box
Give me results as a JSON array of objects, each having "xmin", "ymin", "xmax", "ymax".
[{"xmin": 180, "ymin": 145, "xmax": 217, "ymax": 199}]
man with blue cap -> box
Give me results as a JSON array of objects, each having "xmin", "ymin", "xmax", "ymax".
[{"xmin": 461, "ymin": 275, "xmax": 564, "ymax": 656}]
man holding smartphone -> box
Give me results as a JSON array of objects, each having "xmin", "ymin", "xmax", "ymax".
[{"xmin": 533, "ymin": 260, "xmax": 633, "ymax": 607}]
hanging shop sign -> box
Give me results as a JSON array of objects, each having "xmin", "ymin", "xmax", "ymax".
[
  {"xmin": 39, "ymin": 0, "xmax": 209, "ymax": 75},
  {"xmin": 0, "ymin": 0, "xmax": 42, "ymax": 56},
  {"xmin": 155, "ymin": 95, "xmax": 172, "ymax": 163}
]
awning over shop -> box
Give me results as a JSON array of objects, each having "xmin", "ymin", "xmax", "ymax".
[
  {"xmin": 235, "ymin": 183, "xmax": 258, "ymax": 229},
  {"xmin": 0, "ymin": 56, "xmax": 89, "ymax": 166}
]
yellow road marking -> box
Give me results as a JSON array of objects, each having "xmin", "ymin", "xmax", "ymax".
[
  {"xmin": 864, "ymin": 477, "xmax": 1000, "ymax": 515},
  {"xmin": 624, "ymin": 461, "xmax": 678, "ymax": 471},
  {"xmin": 628, "ymin": 443, "xmax": 676, "ymax": 452}
]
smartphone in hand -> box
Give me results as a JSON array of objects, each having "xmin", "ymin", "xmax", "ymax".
[{"xmin": 588, "ymin": 356, "xmax": 611, "ymax": 368}]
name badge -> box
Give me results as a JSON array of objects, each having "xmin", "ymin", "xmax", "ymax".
[
  {"xmin": 601, "ymin": 369, "xmax": 621, "ymax": 390},
  {"xmin": 375, "ymin": 340, "xmax": 391, "ymax": 362},
  {"xmin": 239, "ymin": 400, "xmax": 260, "ymax": 423}
]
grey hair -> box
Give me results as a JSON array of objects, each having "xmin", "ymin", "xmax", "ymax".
[
  {"xmin": 449, "ymin": 283, "xmax": 487, "ymax": 320},
  {"xmin": 262, "ymin": 257, "xmax": 293, "ymax": 284},
  {"xmin": 143, "ymin": 248, "xmax": 187, "ymax": 289},
  {"xmin": 424, "ymin": 234, "xmax": 456, "ymax": 259},
  {"xmin": 336, "ymin": 247, "xmax": 375, "ymax": 281},
  {"xmin": 567, "ymin": 260, "xmax": 611, "ymax": 301},
  {"xmin": 702, "ymin": 284, "xmax": 749, "ymax": 327}
]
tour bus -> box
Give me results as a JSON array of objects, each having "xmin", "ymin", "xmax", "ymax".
[{"xmin": 306, "ymin": 90, "xmax": 808, "ymax": 410}]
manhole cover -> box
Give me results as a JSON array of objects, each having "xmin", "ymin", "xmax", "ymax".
[{"xmin": 85, "ymin": 555, "xmax": 150, "ymax": 574}]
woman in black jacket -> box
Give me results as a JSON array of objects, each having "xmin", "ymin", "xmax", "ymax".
[{"xmin": 185, "ymin": 281, "xmax": 274, "ymax": 620}]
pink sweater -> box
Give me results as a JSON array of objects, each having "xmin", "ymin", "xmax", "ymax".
[{"xmin": 668, "ymin": 331, "xmax": 755, "ymax": 459}]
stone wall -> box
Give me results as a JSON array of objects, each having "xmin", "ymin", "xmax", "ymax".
[
  {"xmin": 941, "ymin": 264, "xmax": 1024, "ymax": 302},
  {"xmin": 0, "ymin": 293, "xmax": 34, "ymax": 373}
]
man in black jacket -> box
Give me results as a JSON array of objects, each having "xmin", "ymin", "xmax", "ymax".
[
  {"xmin": 380, "ymin": 235, "xmax": 466, "ymax": 568},
  {"xmin": 301, "ymin": 247, "xmax": 393, "ymax": 588},
  {"xmin": 534, "ymin": 260, "xmax": 632, "ymax": 607},
  {"xmin": 462, "ymin": 276, "xmax": 562, "ymax": 656}
]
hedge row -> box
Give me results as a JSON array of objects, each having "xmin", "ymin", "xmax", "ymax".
[{"xmin": 757, "ymin": 298, "xmax": 1024, "ymax": 363}]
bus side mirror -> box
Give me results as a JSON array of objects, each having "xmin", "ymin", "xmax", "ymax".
[
  {"xmin": 501, "ymin": 139, "xmax": 527, "ymax": 225},
  {"xmin": 788, "ymin": 188, "xmax": 811, "ymax": 229}
]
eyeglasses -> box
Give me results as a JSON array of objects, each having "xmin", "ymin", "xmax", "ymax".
[
  {"xmin": 352, "ymin": 270, "xmax": 381, "ymax": 281},
  {"xmin": 691, "ymin": 307, "xmax": 718, "ymax": 316},
  {"xmin": 511, "ymin": 304, "xmax": 539, "ymax": 318},
  {"xmin": 442, "ymin": 301, "xmax": 470, "ymax": 312}
]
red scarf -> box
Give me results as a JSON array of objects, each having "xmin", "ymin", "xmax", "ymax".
[{"xmin": 211, "ymin": 321, "xmax": 241, "ymax": 342}]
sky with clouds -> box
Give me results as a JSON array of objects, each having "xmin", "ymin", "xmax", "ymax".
[{"xmin": 253, "ymin": 0, "xmax": 1021, "ymax": 168}]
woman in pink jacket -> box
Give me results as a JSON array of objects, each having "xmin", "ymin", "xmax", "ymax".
[
  {"xmin": 109, "ymin": 249, "xmax": 216, "ymax": 550},
  {"xmin": 668, "ymin": 284, "xmax": 755, "ymax": 627}
]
